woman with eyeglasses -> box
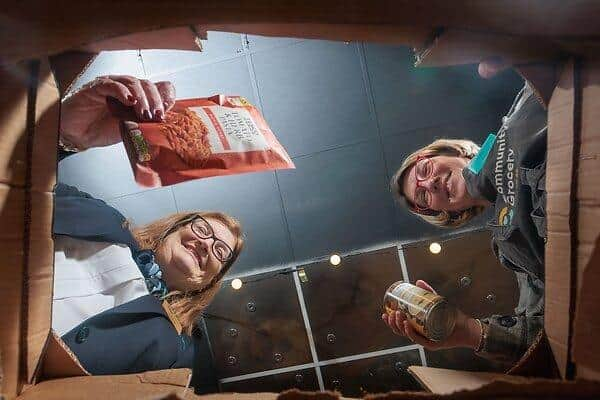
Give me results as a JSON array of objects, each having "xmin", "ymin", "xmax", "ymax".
[
  {"xmin": 383, "ymin": 81, "xmax": 547, "ymax": 366},
  {"xmin": 52, "ymin": 183, "xmax": 243, "ymax": 386}
]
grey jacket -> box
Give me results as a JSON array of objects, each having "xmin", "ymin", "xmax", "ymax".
[{"xmin": 462, "ymin": 83, "xmax": 547, "ymax": 364}]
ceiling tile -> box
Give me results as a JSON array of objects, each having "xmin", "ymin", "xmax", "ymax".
[
  {"xmin": 277, "ymin": 140, "xmax": 398, "ymax": 261},
  {"xmin": 142, "ymin": 32, "xmax": 245, "ymax": 78},
  {"xmin": 172, "ymin": 172, "xmax": 293, "ymax": 274},
  {"xmin": 106, "ymin": 187, "xmax": 176, "ymax": 226},
  {"xmin": 251, "ymin": 40, "xmax": 377, "ymax": 157}
]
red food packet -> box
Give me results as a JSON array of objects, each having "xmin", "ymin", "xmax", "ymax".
[{"xmin": 118, "ymin": 95, "xmax": 294, "ymax": 187}]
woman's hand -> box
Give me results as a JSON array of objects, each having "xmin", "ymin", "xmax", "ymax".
[
  {"xmin": 478, "ymin": 57, "xmax": 509, "ymax": 79},
  {"xmin": 381, "ymin": 279, "xmax": 482, "ymax": 351},
  {"xmin": 60, "ymin": 75, "xmax": 176, "ymax": 150}
]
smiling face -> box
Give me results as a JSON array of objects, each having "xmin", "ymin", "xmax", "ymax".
[
  {"xmin": 402, "ymin": 155, "xmax": 475, "ymax": 212},
  {"xmin": 154, "ymin": 217, "xmax": 237, "ymax": 292}
]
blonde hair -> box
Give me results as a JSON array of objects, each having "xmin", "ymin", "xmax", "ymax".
[
  {"xmin": 132, "ymin": 212, "xmax": 244, "ymax": 335},
  {"xmin": 390, "ymin": 138, "xmax": 483, "ymax": 228}
]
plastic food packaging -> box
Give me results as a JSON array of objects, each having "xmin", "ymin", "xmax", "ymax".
[{"xmin": 116, "ymin": 95, "xmax": 294, "ymax": 187}]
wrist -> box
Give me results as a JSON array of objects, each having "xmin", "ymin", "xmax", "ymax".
[{"xmin": 464, "ymin": 317, "xmax": 483, "ymax": 350}]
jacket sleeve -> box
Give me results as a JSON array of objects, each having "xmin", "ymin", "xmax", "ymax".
[
  {"xmin": 61, "ymin": 296, "xmax": 191, "ymax": 375},
  {"xmin": 477, "ymin": 261, "xmax": 544, "ymax": 364},
  {"xmin": 53, "ymin": 183, "xmax": 136, "ymax": 247}
]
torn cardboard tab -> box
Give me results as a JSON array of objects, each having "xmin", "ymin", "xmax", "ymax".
[{"xmin": 39, "ymin": 331, "xmax": 89, "ymax": 381}]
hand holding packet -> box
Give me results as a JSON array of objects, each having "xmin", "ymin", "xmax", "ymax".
[{"xmin": 109, "ymin": 95, "xmax": 294, "ymax": 187}]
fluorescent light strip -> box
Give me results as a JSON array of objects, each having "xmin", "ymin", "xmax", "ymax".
[
  {"xmin": 397, "ymin": 245, "xmax": 410, "ymax": 282},
  {"xmin": 316, "ymin": 344, "xmax": 421, "ymax": 367},
  {"xmin": 293, "ymin": 271, "xmax": 325, "ymax": 390},
  {"xmin": 219, "ymin": 363, "xmax": 315, "ymax": 384}
]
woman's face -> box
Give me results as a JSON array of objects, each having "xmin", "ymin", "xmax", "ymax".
[
  {"xmin": 155, "ymin": 217, "xmax": 237, "ymax": 292},
  {"xmin": 402, "ymin": 155, "xmax": 475, "ymax": 212}
]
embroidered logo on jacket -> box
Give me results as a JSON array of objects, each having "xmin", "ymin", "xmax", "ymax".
[
  {"xmin": 498, "ymin": 206, "xmax": 514, "ymax": 226},
  {"xmin": 493, "ymin": 130, "xmax": 517, "ymax": 207}
]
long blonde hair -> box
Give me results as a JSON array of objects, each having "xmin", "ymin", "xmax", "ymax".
[
  {"xmin": 390, "ymin": 139, "xmax": 483, "ymax": 228},
  {"xmin": 132, "ymin": 212, "xmax": 244, "ymax": 334}
]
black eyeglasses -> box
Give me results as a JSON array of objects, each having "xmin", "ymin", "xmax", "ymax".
[
  {"xmin": 190, "ymin": 216, "xmax": 234, "ymax": 264},
  {"xmin": 413, "ymin": 155, "xmax": 434, "ymax": 211}
]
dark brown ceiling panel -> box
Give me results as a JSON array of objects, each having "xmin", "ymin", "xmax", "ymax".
[
  {"xmin": 221, "ymin": 367, "xmax": 319, "ymax": 393},
  {"xmin": 299, "ymin": 247, "xmax": 412, "ymax": 360},
  {"xmin": 205, "ymin": 272, "xmax": 311, "ymax": 377},
  {"xmin": 402, "ymin": 230, "xmax": 519, "ymax": 319},
  {"xmin": 320, "ymin": 350, "xmax": 423, "ymax": 396}
]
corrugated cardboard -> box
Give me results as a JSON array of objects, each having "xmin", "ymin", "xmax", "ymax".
[
  {"xmin": 5, "ymin": 1, "xmax": 600, "ymax": 65},
  {"xmin": 407, "ymin": 366, "xmax": 530, "ymax": 395},
  {"xmin": 0, "ymin": 59, "xmax": 58, "ymax": 397},
  {"xmin": 572, "ymin": 57, "xmax": 600, "ymax": 381},
  {"xmin": 1, "ymin": 5, "xmax": 600, "ymax": 399},
  {"xmin": 545, "ymin": 60, "xmax": 577, "ymax": 378}
]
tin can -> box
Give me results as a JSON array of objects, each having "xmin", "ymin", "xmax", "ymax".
[{"xmin": 383, "ymin": 281, "xmax": 456, "ymax": 342}]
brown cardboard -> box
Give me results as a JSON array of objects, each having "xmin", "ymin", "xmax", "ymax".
[
  {"xmin": 0, "ymin": 58, "xmax": 59, "ymax": 398},
  {"xmin": 407, "ymin": 366, "xmax": 529, "ymax": 394},
  {"xmin": 203, "ymin": 23, "xmax": 429, "ymax": 49},
  {"xmin": 18, "ymin": 369, "xmax": 195, "ymax": 400},
  {"xmin": 5, "ymin": 1, "xmax": 600, "ymax": 65},
  {"xmin": 39, "ymin": 332, "xmax": 89, "ymax": 380},
  {"xmin": 79, "ymin": 25, "xmax": 206, "ymax": 53},
  {"xmin": 545, "ymin": 60, "xmax": 577, "ymax": 378},
  {"xmin": 414, "ymin": 29, "xmax": 563, "ymax": 68},
  {"xmin": 1, "ymin": 6, "xmax": 600, "ymax": 400},
  {"xmin": 572, "ymin": 57, "xmax": 600, "ymax": 381}
]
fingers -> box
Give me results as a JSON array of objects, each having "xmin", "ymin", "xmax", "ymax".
[
  {"xmin": 107, "ymin": 75, "xmax": 172, "ymax": 122},
  {"xmin": 478, "ymin": 56, "xmax": 508, "ymax": 79},
  {"xmin": 404, "ymin": 321, "xmax": 439, "ymax": 350},
  {"xmin": 415, "ymin": 280, "xmax": 437, "ymax": 295},
  {"xmin": 140, "ymin": 79, "xmax": 165, "ymax": 121},
  {"xmin": 156, "ymin": 81, "xmax": 176, "ymax": 111},
  {"xmin": 91, "ymin": 77, "xmax": 136, "ymax": 107},
  {"xmin": 381, "ymin": 311, "xmax": 408, "ymax": 337}
]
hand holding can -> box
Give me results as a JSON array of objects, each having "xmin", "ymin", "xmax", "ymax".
[{"xmin": 381, "ymin": 280, "xmax": 484, "ymax": 352}]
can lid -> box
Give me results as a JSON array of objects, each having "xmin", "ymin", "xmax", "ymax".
[{"xmin": 426, "ymin": 300, "xmax": 456, "ymax": 342}]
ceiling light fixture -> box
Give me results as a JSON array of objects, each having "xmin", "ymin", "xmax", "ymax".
[
  {"xmin": 429, "ymin": 242, "xmax": 442, "ymax": 254},
  {"xmin": 329, "ymin": 254, "xmax": 342, "ymax": 266},
  {"xmin": 231, "ymin": 278, "xmax": 243, "ymax": 290}
]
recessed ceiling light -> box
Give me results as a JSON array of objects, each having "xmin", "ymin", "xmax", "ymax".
[
  {"xmin": 330, "ymin": 254, "xmax": 342, "ymax": 266},
  {"xmin": 231, "ymin": 278, "xmax": 243, "ymax": 290},
  {"xmin": 429, "ymin": 242, "xmax": 442, "ymax": 254}
]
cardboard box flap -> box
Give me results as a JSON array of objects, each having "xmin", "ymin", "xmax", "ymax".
[
  {"xmin": 415, "ymin": 29, "xmax": 563, "ymax": 68},
  {"xmin": 17, "ymin": 370, "xmax": 197, "ymax": 400},
  {"xmin": 0, "ymin": 58, "xmax": 58, "ymax": 398},
  {"xmin": 39, "ymin": 331, "xmax": 89, "ymax": 381},
  {"xmin": 545, "ymin": 59, "xmax": 577, "ymax": 379},
  {"xmin": 572, "ymin": 57, "xmax": 600, "ymax": 381},
  {"xmin": 407, "ymin": 366, "xmax": 530, "ymax": 395},
  {"xmin": 48, "ymin": 25, "xmax": 206, "ymax": 97},
  {"xmin": 204, "ymin": 23, "xmax": 430, "ymax": 48},
  {"xmin": 79, "ymin": 25, "xmax": 206, "ymax": 53}
]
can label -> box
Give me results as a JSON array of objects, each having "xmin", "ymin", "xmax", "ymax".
[{"xmin": 383, "ymin": 281, "xmax": 455, "ymax": 341}]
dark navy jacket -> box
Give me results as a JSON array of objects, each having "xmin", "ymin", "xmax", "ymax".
[{"xmin": 53, "ymin": 183, "xmax": 218, "ymax": 393}]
